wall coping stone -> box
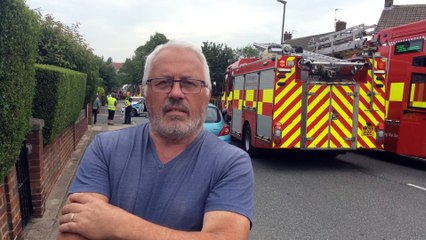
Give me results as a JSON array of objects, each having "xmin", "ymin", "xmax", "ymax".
[{"xmin": 31, "ymin": 118, "xmax": 45, "ymax": 131}]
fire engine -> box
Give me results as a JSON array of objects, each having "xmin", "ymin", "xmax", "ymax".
[
  {"xmin": 221, "ymin": 43, "xmax": 387, "ymax": 155},
  {"xmin": 373, "ymin": 20, "xmax": 426, "ymax": 159}
]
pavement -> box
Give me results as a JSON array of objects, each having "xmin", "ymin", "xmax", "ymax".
[{"xmin": 23, "ymin": 105, "xmax": 136, "ymax": 240}]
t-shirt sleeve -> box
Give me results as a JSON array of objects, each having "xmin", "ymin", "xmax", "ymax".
[
  {"xmin": 69, "ymin": 134, "xmax": 111, "ymax": 198},
  {"xmin": 204, "ymin": 146, "xmax": 254, "ymax": 226}
]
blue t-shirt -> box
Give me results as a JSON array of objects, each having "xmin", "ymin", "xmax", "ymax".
[{"xmin": 69, "ymin": 123, "xmax": 254, "ymax": 230}]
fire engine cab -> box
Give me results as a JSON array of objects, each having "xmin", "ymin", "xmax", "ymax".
[
  {"xmin": 222, "ymin": 43, "xmax": 387, "ymax": 155},
  {"xmin": 374, "ymin": 20, "xmax": 426, "ymax": 159}
]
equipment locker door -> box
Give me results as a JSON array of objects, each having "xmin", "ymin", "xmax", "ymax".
[
  {"xmin": 302, "ymin": 83, "xmax": 358, "ymax": 149},
  {"xmin": 231, "ymin": 75, "xmax": 244, "ymax": 135}
]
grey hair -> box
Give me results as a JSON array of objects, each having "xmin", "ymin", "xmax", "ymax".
[{"xmin": 142, "ymin": 40, "xmax": 212, "ymax": 92}]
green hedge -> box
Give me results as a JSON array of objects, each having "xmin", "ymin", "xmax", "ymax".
[
  {"xmin": 33, "ymin": 64, "xmax": 87, "ymax": 144},
  {"xmin": 0, "ymin": 0, "xmax": 40, "ymax": 179}
]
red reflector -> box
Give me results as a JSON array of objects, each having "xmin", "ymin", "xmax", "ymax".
[
  {"xmin": 279, "ymin": 60, "xmax": 286, "ymax": 67},
  {"xmin": 378, "ymin": 122, "xmax": 385, "ymax": 130},
  {"xmin": 274, "ymin": 122, "xmax": 282, "ymax": 130},
  {"xmin": 218, "ymin": 124, "xmax": 230, "ymax": 136},
  {"xmin": 378, "ymin": 62, "xmax": 385, "ymax": 70}
]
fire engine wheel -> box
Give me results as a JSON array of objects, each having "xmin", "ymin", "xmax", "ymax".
[{"xmin": 243, "ymin": 125, "xmax": 257, "ymax": 156}]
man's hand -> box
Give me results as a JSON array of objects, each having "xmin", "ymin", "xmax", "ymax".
[
  {"xmin": 58, "ymin": 193, "xmax": 128, "ymax": 239},
  {"xmin": 58, "ymin": 193, "xmax": 251, "ymax": 240}
]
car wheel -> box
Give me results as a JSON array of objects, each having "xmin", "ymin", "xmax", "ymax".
[{"xmin": 131, "ymin": 108, "xmax": 137, "ymax": 117}]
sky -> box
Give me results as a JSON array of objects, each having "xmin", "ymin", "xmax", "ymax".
[{"xmin": 25, "ymin": 0, "xmax": 426, "ymax": 63}]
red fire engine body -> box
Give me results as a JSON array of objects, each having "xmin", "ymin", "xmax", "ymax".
[
  {"xmin": 222, "ymin": 45, "xmax": 387, "ymax": 155},
  {"xmin": 374, "ymin": 20, "xmax": 426, "ymax": 159}
]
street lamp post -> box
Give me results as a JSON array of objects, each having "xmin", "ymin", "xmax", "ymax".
[{"xmin": 277, "ymin": 0, "xmax": 287, "ymax": 45}]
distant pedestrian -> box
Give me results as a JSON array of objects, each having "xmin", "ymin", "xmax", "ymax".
[
  {"xmin": 107, "ymin": 93, "xmax": 117, "ymax": 125},
  {"xmin": 123, "ymin": 92, "xmax": 132, "ymax": 124},
  {"xmin": 92, "ymin": 94, "xmax": 100, "ymax": 125}
]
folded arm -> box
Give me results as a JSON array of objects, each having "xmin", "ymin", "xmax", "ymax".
[{"xmin": 58, "ymin": 192, "xmax": 250, "ymax": 240}]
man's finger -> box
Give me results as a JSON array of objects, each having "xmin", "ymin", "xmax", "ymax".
[{"xmin": 68, "ymin": 193, "xmax": 93, "ymax": 204}]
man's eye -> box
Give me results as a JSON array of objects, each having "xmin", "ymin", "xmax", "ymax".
[
  {"xmin": 155, "ymin": 79, "xmax": 172, "ymax": 87},
  {"xmin": 181, "ymin": 80, "xmax": 197, "ymax": 88}
]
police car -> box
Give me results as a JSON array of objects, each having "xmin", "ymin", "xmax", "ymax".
[{"xmin": 121, "ymin": 96, "xmax": 146, "ymax": 117}]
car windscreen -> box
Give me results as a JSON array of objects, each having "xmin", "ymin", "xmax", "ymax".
[{"xmin": 205, "ymin": 107, "xmax": 220, "ymax": 123}]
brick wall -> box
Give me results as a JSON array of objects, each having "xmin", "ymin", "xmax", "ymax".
[
  {"xmin": 0, "ymin": 109, "xmax": 88, "ymax": 240},
  {"xmin": 0, "ymin": 169, "xmax": 24, "ymax": 240}
]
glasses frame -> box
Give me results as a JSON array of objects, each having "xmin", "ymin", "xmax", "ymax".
[{"xmin": 146, "ymin": 77, "xmax": 207, "ymax": 94}]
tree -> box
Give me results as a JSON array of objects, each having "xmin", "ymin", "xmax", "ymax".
[
  {"xmin": 234, "ymin": 45, "xmax": 260, "ymax": 59},
  {"xmin": 99, "ymin": 58, "xmax": 118, "ymax": 93},
  {"xmin": 0, "ymin": 0, "xmax": 40, "ymax": 178},
  {"xmin": 36, "ymin": 13, "xmax": 102, "ymax": 105},
  {"xmin": 201, "ymin": 41, "xmax": 235, "ymax": 96},
  {"xmin": 119, "ymin": 33, "xmax": 168, "ymax": 86}
]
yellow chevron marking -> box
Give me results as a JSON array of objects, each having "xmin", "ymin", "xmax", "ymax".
[
  {"xmin": 308, "ymin": 113, "xmax": 329, "ymax": 148},
  {"xmin": 282, "ymin": 102, "xmax": 302, "ymax": 147},
  {"xmin": 275, "ymin": 79, "xmax": 296, "ymax": 103},
  {"xmin": 307, "ymin": 98, "xmax": 329, "ymax": 128},
  {"xmin": 274, "ymin": 83, "xmax": 301, "ymax": 121},
  {"xmin": 332, "ymin": 89, "xmax": 353, "ymax": 126},
  {"xmin": 330, "ymin": 127, "xmax": 349, "ymax": 148},
  {"xmin": 307, "ymin": 86, "xmax": 330, "ymax": 127},
  {"xmin": 356, "ymin": 115, "xmax": 376, "ymax": 148}
]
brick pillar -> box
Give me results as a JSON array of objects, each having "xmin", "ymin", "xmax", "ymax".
[
  {"xmin": 4, "ymin": 169, "xmax": 23, "ymax": 240},
  {"xmin": 26, "ymin": 119, "xmax": 45, "ymax": 217}
]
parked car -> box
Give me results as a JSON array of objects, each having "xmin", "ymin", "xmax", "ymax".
[
  {"xmin": 204, "ymin": 103, "xmax": 231, "ymax": 143},
  {"xmin": 121, "ymin": 96, "xmax": 146, "ymax": 117}
]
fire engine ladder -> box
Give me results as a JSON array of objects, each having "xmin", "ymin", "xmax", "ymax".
[
  {"xmin": 300, "ymin": 50, "xmax": 367, "ymax": 79},
  {"xmin": 308, "ymin": 24, "xmax": 376, "ymax": 56}
]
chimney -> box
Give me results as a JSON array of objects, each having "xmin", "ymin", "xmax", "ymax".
[
  {"xmin": 384, "ymin": 0, "xmax": 393, "ymax": 8},
  {"xmin": 335, "ymin": 21, "xmax": 347, "ymax": 32},
  {"xmin": 283, "ymin": 31, "xmax": 292, "ymax": 41}
]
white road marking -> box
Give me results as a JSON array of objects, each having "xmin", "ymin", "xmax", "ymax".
[{"xmin": 407, "ymin": 183, "xmax": 426, "ymax": 191}]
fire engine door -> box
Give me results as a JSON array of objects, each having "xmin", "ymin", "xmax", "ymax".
[
  {"xmin": 302, "ymin": 83, "xmax": 358, "ymax": 149},
  {"xmin": 231, "ymin": 75, "xmax": 245, "ymax": 135}
]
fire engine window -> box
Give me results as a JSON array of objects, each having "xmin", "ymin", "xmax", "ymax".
[
  {"xmin": 409, "ymin": 73, "xmax": 426, "ymax": 109},
  {"xmin": 413, "ymin": 56, "xmax": 426, "ymax": 67}
]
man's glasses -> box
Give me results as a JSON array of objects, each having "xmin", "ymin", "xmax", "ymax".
[{"xmin": 146, "ymin": 78, "xmax": 207, "ymax": 94}]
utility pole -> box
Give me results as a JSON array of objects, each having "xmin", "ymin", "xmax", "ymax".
[{"xmin": 277, "ymin": 0, "xmax": 287, "ymax": 44}]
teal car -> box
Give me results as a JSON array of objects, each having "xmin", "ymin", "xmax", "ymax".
[{"xmin": 204, "ymin": 103, "xmax": 231, "ymax": 143}]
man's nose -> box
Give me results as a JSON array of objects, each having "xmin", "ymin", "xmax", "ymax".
[{"xmin": 168, "ymin": 81, "xmax": 185, "ymax": 97}]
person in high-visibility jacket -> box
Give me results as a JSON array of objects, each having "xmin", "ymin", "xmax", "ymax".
[
  {"xmin": 123, "ymin": 92, "xmax": 132, "ymax": 124},
  {"xmin": 107, "ymin": 93, "xmax": 117, "ymax": 125}
]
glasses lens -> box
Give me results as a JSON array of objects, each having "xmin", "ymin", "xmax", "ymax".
[
  {"xmin": 150, "ymin": 79, "xmax": 172, "ymax": 93},
  {"xmin": 180, "ymin": 80, "xmax": 202, "ymax": 93},
  {"xmin": 148, "ymin": 78, "xmax": 204, "ymax": 94}
]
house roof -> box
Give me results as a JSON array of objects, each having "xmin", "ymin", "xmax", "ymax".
[
  {"xmin": 284, "ymin": 32, "xmax": 333, "ymax": 51},
  {"xmin": 377, "ymin": 4, "xmax": 426, "ymax": 31},
  {"xmin": 112, "ymin": 62, "xmax": 123, "ymax": 71}
]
